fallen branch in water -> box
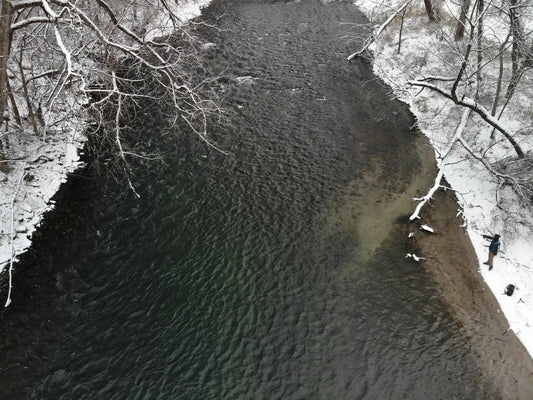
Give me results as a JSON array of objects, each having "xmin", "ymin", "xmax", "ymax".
[{"xmin": 410, "ymin": 108, "xmax": 471, "ymax": 221}]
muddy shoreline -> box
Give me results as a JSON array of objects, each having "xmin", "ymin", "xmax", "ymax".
[{"xmin": 410, "ymin": 186, "xmax": 533, "ymax": 399}]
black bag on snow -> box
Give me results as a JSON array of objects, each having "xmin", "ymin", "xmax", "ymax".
[{"xmin": 504, "ymin": 284, "xmax": 515, "ymax": 296}]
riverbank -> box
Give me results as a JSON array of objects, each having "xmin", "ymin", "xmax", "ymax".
[
  {"xmin": 0, "ymin": 0, "xmax": 211, "ymax": 306},
  {"xmin": 411, "ymin": 187, "xmax": 533, "ymax": 399},
  {"xmin": 353, "ymin": 0, "xmax": 533, "ymax": 362}
]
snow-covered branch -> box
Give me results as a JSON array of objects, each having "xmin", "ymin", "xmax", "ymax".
[
  {"xmin": 41, "ymin": 0, "xmax": 62, "ymax": 19},
  {"xmin": 410, "ymin": 167, "xmax": 445, "ymax": 221},
  {"xmin": 11, "ymin": 0, "xmax": 42, "ymax": 10},
  {"xmin": 410, "ymin": 108, "xmax": 472, "ymax": 221},
  {"xmin": 458, "ymin": 137, "xmax": 533, "ymax": 206},
  {"xmin": 11, "ymin": 16, "xmax": 71, "ymax": 31},
  {"xmin": 2, "ymin": 0, "xmax": 224, "ymax": 171},
  {"xmin": 347, "ymin": 1, "xmax": 412, "ymax": 61},
  {"xmin": 408, "ymin": 79, "xmax": 525, "ymax": 158}
]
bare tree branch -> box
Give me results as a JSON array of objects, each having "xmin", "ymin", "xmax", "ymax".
[
  {"xmin": 408, "ymin": 79, "xmax": 525, "ymax": 158},
  {"xmin": 410, "ymin": 108, "xmax": 472, "ymax": 221},
  {"xmin": 347, "ymin": 1, "xmax": 411, "ymax": 61},
  {"xmin": 2, "ymin": 0, "xmax": 225, "ymax": 183}
]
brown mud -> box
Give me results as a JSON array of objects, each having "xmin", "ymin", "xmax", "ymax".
[{"xmin": 410, "ymin": 186, "xmax": 533, "ymax": 399}]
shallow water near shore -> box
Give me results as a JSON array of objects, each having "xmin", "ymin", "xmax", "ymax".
[{"xmin": 0, "ymin": 0, "xmax": 504, "ymax": 398}]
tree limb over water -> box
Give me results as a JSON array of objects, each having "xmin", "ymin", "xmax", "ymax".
[
  {"xmin": 347, "ymin": 0, "xmax": 533, "ymax": 212},
  {"xmin": 346, "ymin": 1, "xmax": 411, "ymax": 61},
  {"xmin": 1, "ymin": 0, "xmax": 223, "ymax": 172}
]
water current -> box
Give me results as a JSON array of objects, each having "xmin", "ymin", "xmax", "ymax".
[{"xmin": 1, "ymin": 0, "xmax": 499, "ymax": 398}]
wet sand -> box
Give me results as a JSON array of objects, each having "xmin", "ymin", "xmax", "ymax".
[
  {"xmin": 409, "ymin": 185, "xmax": 533, "ymax": 399},
  {"xmin": 320, "ymin": 121, "xmax": 533, "ymax": 396},
  {"xmin": 322, "ymin": 124, "xmax": 533, "ymax": 396}
]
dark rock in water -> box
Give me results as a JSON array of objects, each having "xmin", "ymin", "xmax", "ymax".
[{"xmin": 396, "ymin": 215, "xmax": 411, "ymax": 224}]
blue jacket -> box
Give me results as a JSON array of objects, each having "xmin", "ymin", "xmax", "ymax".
[{"xmin": 489, "ymin": 238, "xmax": 500, "ymax": 254}]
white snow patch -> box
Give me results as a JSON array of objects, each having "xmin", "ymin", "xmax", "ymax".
[
  {"xmin": 420, "ymin": 224, "xmax": 434, "ymax": 233},
  {"xmin": 406, "ymin": 253, "xmax": 425, "ymax": 262}
]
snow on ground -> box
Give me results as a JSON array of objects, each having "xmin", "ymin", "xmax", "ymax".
[
  {"xmin": 354, "ymin": 0, "xmax": 533, "ymax": 357},
  {"xmin": 0, "ymin": 0, "xmax": 212, "ymax": 305},
  {"xmin": 0, "ymin": 116, "xmax": 86, "ymax": 286},
  {"xmin": 151, "ymin": 0, "xmax": 213, "ymax": 36}
]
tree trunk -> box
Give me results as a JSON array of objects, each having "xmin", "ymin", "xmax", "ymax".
[
  {"xmin": 6, "ymin": 78, "xmax": 21, "ymax": 126},
  {"xmin": 451, "ymin": 16, "xmax": 476, "ymax": 100},
  {"xmin": 424, "ymin": 0, "xmax": 440, "ymax": 22},
  {"xmin": 397, "ymin": 5, "xmax": 407, "ymax": 54},
  {"xmin": 490, "ymin": 0, "xmax": 527, "ymax": 138},
  {"xmin": 0, "ymin": 0, "xmax": 14, "ymax": 124},
  {"xmin": 490, "ymin": 38, "xmax": 508, "ymax": 117},
  {"xmin": 476, "ymin": 0, "xmax": 484, "ymax": 93},
  {"xmin": 505, "ymin": 0, "xmax": 523, "ymax": 101},
  {"xmin": 455, "ymin": 0, "xmax": 471, "ymax": 41},
  {"xmin": 17, "ymin": 50, "xmax": 39, "ymax": 135}
]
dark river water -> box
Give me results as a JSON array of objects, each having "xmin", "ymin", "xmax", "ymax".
[{"xmin": 0, "ymin": 0, "xmax": 499, "ymax": 398}]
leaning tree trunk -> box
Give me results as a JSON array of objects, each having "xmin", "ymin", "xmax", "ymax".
[
  {"xmin": 455, "ymin": 0, "xmax": 471, "ymax": 40},
  {"xmin": 475, "ymin": 0, "xmax": 484, "ymax": 93},
  {"xmin": 424, "ymin": 0, "xmax": 440, "ymax": 22},
  {"xmin": 505, "ymin": 0, "xmax": 524, "ymax": 102}
]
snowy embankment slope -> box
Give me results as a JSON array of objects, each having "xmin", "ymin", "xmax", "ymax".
[
  {"xmin": 353, "ymin": 0, "xmax": 533, "ymax": 357},
  {"xmin": 0, "ymin": 0, "xmax": 212, "ymax": 304}
]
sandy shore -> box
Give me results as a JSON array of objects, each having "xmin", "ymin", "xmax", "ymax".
[{"xmin": 410, "ymin": 186, "xmax": 533, "ymax": 399}]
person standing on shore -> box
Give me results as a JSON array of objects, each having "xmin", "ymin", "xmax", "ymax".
[{"xmin": 482, "ymin": 234, "xmax": 501, "ymax": 270}]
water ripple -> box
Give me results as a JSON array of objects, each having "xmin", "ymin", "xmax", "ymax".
[{"xmin": 2, "ymin": 0, "xmax": 499, "ymax": 399}]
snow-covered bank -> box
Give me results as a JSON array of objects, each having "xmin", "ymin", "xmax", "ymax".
[
  {"xmin": 0, "ymin": 0, "xmax": 212, "ymax": 304},
  {"xmin": 0, "ymin": 109, "xmax": 86, "ymax": 307},
  {"xmin": 353, "ymin": 0, "xmax": 533, "ymax": 357}
]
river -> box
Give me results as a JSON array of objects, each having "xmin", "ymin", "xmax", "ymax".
[{"xmin": 0, "ymin": 0, "xmax": 499, "ymax": 398}]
